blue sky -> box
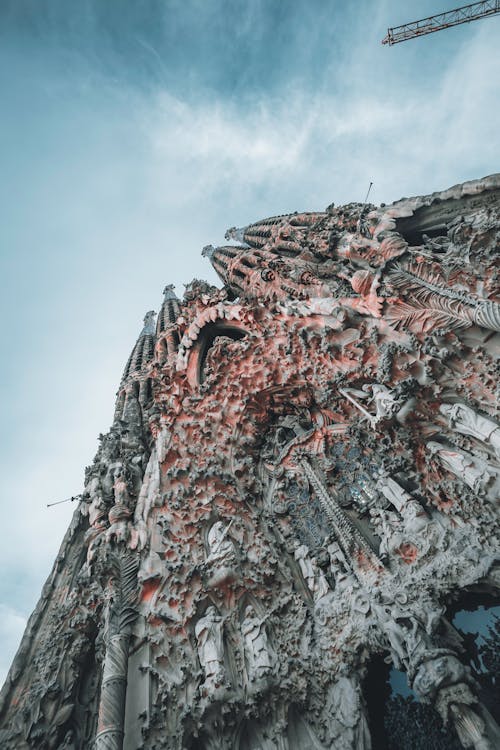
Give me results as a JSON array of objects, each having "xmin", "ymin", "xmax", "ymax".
[{"xmin": 0, "ymin": 0, "xmax": 499, "ymax": 686}]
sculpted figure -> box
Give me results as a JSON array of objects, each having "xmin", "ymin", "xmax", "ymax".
[
  {"xmin": 155, "ymin": 422, "xmax": 172, "ymax": 463},
  {"xmin": 294, "ymin": 543, "xmax": 329, "ymax": 600},
  {"xmin": 413, "ymin": 654, "xmax": 467, "ymax": 701},
  {"xmin": 82, "ymin": 476, "xmax": 108, "ymax": 568},
  {"xmin": 375, "ymin": 474, "xmax": 412, "ymax": 512},
  {"xmin": 372, "ymin": 601, "xmax": 428, "ymax": 670},
  {"xmin": 105, "ymin": 473, "xmax": 132, "ymax": 544},
  {"xmin": 195, "ymin": 606, "xmax": 225, "ymax": 690},
  {"xmin": 241, "ymin": 606, "xmax": 272, "ymax": 683},
  {"xmin": 369, "ymin": 508, "xmax": 403, "ymax": 558},
  {"xmin": 339, "ymin": 384, "xmax": 413, "ymax": 429},
  {"xmin": 376, "ymin": 475, "xmax": 428, "ymax": 533},
  {"xmin": 365, "ymin": 383, "xmax": 403, "ymax": 422},
  {"xmin": 205, "ymin": 521, "xmax": 238, "ymax": 587},
  {"xmin": 206, "ymin": 521, "xmax": 236, "ymax": 566},
  {"xmin": 133, "ymin": 448, "xmax": 160, "ymax": 550},
  {"xmin": 113, "ymin": 471, "xmax": 131, "ymax": 507},
  {"xmin": 427, "ymin": 441, "xmax": 500, "ymax": 498},
  {"xmin": 440, "ymin": 403, "xmax": 500, "ymax": 458},
  {"xmin": 105, "ymin": 504, "xmax": 131, "ymax": 545},
  {"xmin": 327, "ymin": 542, "xmax": 353, "ymax": 591},
  {"xmin": 84, "ymin": 476, "xmax": 107, "ymax": 528},
  {"xmin": 326, "ymin": 672, "xmax": 371, "ymax": 750}
]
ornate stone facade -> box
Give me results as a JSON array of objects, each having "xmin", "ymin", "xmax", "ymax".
[{"xmin": 1, "ymin": 174, "xmax": 499, "ymax": 749}]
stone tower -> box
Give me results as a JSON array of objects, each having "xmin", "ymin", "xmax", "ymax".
[{"xmin": 1, "ymin": 174, "xmax": 499, "ymax": 750}]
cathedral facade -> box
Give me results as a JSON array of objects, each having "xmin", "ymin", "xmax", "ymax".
[{"xmin": 1, "ymin": 174, "xmax": 499, "ymax": 749}]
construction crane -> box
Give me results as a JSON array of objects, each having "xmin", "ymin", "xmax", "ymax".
[{"xmin": 382, "ymin": 1, "xmax": 500, "ymax": 45}]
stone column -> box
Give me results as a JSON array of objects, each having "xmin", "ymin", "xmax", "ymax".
[
  {"xmin": 94, "ymin": 633, "xmax": 131, "ymax": 750},
  {"xmin": 94, "ymin": 550, "xmax": 139, "ymax": 750}
]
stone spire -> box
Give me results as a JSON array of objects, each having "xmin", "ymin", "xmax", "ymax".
[
  {"xmin": 155, "ymin": 285, "xmax": 182, "ymax": 364},
  {"xmin": 231, "ymin": 212, "xmax": 327, "ymax": 254},
  {"xmin": 156, "ymin": 285, "xmax": 181, "ymax": 335},
  {"xmin": 121, "ymin": 311, "xmax": 156, "ymax": 382},
  {"xmin": 201, "ymin": 244, "xmax": 242, "ymax": 288},
  {"xmin": 202, "ymin": 242, "xmax": 329, "ymax": 302}
]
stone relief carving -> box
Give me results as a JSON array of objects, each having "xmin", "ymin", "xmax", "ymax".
[
  {"xmin": 427, "ymin": 441, "xmax": 500, "ymax": 500},
  {"xmin": 241, "ymin": 606, "xmax": 273, "ymax": 685},
  {"xmin": 440, "ymin": 402, "xmax": 500, "ymax": 458},
  {"xmin": 294, "ymin": 543, "xmax": 329, "ymax": 601},
  {"xmin": 324, "ymin": 673, "xmax": 371, "ymax": 750},
  {"xmin": 195, "ymin": 606, "xmax": 226, "ymax": 693}
]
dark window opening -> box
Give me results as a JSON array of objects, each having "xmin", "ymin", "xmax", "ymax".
[
  {"xmin": 239, "ymin": 257, "xmax": 255, "ymax": 269},
  {"xmin": 394, "ymin": 189, "xmax": 500, "ymax": 247},
  {"xmin": 449, "ymin": 592, "xmax": 500, "ymax": 725},
  {"xmin": 196, "ymin": 322, "xmax": 247, "ymax": 384},
  {"xmin": 365, "ymin": 654, "xmax": 462, "ymax": 749}
]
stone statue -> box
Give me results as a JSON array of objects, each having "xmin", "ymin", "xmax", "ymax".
[
  {"xmin": 205, "ymin": 520, "xmax": 238, "ymax": 587},
  {"xmin": 427, "ymin": 441, "xmax": 500, "ymax": 498},
  {"xmin": 241, "ymin": 606, "xmax": 272, "ymax": 683},
  {"xmin": 85, "ymin": 476, "xmax": 106, "ymax": 526},
  {"xmin": 112, "ymin": 471, "xmax": 131, "ymax": 507},
  {"xmin": 369, "ymin": 507, "xmax": 404, "ymax": 558},
  {"xmin": 104, "ymin": 469, "xmax": 136, "ymax": 545},
  {"xmin": 133, "ymin": 448, "xmax": 160, "ymax": 550},
  {"xmin": 375, "ymin": 475, "xmax": 412, "ymax": 513},
  {"xmin": 327, "ymin": 541, "xmax": 355, "ymax": 592},
  {"xmin": 376, "ymin": 475, "xmax": 429, "ymax": 533},
  {"xmin": 82, "ymin": 476, "xmax": 108, "ymax": 568},
  {"xmin": 339, "ymin": 382, "xmax": 414, "ymax": 429},
  {"xmin": 325, "ymin": 673, "xmax": 371, "ymax": 750},
  {"xmin": 195, "ymin": 606, "xmax": 225, "ymax": 690},
  {"xmin": 371, "ymin": 599, "xmax": 430, "ymax": 671},
  {"xmin": 365, "ymin": 383, "xmax": 404, "ymax": 423},
  {"xmin": 440, "ymin": 403, "xmax": 500, "ymax": 458},
  {"xmin": 413, "ymin": 654, "xmax": 467, "ymax": 701},
  {"xmin": 294, "ymin": 543, "xmax": 329, "ymax": 600},
  {"xmin": 206, "ymin": 521, "xmax": 236, "ymax": 566}
]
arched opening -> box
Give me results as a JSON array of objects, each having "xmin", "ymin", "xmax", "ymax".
[
  {"xmin": 186, "ymin": 321, "xmax": 248, "ymax": 386},
  {"xmin": 448, "ymin": 591, "xmax": 500, "ymax": 726},
  {"xmin": 364, "ymin": 654, "xmax": 462, "ymax": 749}
]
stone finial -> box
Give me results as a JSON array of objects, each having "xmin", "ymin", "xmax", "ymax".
[
  {"xmin": 201, "ymin": 244, "xmax": 215, "ymax": 260},
  {"xmin": 141, "ymin": 311, "xmax": 156, "ymax": 336},
  {"xmin": 224, "ymin": 226, "xmax": 246, "ymax": 243},
  {"xmin": 163, "ymin": 284, "xmax": 179, "ymax": 301}
]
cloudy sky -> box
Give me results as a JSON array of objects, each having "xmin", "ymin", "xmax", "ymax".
[{"xmin": 0, "ymin": 0, "xmax": 499, "ymax": 686}]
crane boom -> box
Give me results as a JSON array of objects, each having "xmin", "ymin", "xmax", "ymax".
[{"xmin": 382, "ymin": 0, "xmax": 500, "ymax": 45}]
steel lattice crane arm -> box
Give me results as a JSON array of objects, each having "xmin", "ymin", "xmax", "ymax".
[{"xmin": 382, "ymin": 0, "xmax": 500, "ymax": 45}]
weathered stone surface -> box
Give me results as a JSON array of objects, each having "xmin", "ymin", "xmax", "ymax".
[{"xmin": 1, "ymin": 174, "xmax": 499, "ymax": 749}]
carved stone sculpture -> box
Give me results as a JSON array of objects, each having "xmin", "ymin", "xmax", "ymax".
[
  {"xmin": 294, "ymin": 543, "xmax": 329, "ymax": 600},
  {"xmin": 195, "ymin": 606, "xmax": 225, "ymax": 692},
  {"xmin": 427, "ymin": 441, "xmax": 500, "ymax": 499},
  {"xmin": 241, "ymin": 606, "xmax": 272, "ymax": 684},
  {"xmin": 204, "ymin": 520, "xmax": 238, "ymax": 587},
  {"xmin": 440, "ymin": 403, "xmax": 500, "ymax": 458}
]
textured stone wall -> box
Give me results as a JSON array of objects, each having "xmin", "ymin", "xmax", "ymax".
[{"xmin": 1, "ymin": 174, "xmax": 499, "ymax": 750}]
